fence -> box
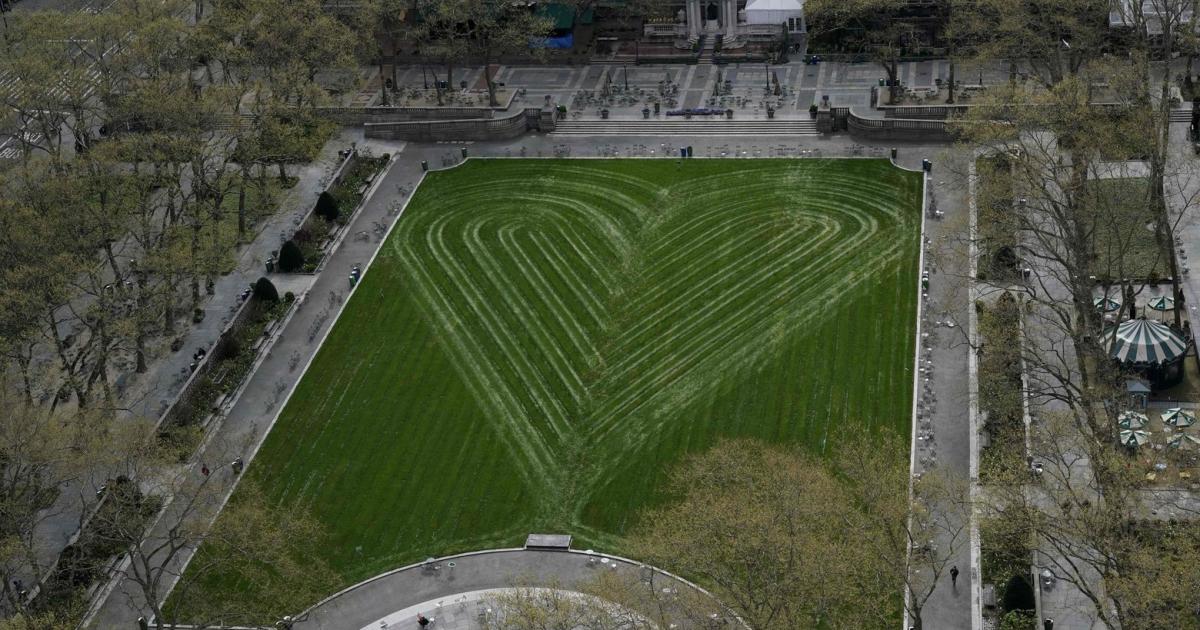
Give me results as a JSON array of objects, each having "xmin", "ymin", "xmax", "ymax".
[{"xmin": 364, "ymin": 107, "xmax": 554, "ymax": 142}]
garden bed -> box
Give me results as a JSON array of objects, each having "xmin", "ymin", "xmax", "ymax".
[
  {"xmin": 979, "ymin": 513, "xmax": 1036, "ymax": 629},
  {"xmin": 975, "ymin": 155, "xmax": 1020, "ymax": 284},
  {"xmin": 1082, "ymin": 177, "xmax": 1171, "ymax": 282},
  {"xmin": 977, "ymin": 293, "xmax": 1027, "ymax": 483}
]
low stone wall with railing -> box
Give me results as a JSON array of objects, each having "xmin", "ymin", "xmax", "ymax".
[
  {"xmin": 364, "ymin": 107, "xmax": 555, "ymax": 142},
  {"xmin": 847, "ymin": 110, "xmax": 956, "ymax": 143}
]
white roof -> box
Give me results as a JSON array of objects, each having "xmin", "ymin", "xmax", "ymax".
[{"xmin": 745, "ymin": 0, "xmax": 804, "ymax": 11}]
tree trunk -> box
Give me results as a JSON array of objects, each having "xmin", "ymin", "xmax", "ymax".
[
  {"xmin": 135, "ymin": 269, "xmax": 147, "ymax": 373},
  {"xmin": 946, "ymin": 60, "xmax": 955, "ymax": 104},
  {"xmin": 237, "ymin": 179, "xmax": 247, "ymax": 242},
  {"xmin": 485, "ymin": 58, "xmax": 498, "ymax": 107},
  {"xmin": 379, "ymin": 54, "xmax": 390, "ymax": 106},
  {"xmin": 47, "ymin": 309, "xmax": 86, "ymax": 408}
]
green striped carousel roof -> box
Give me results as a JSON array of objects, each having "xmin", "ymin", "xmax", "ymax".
[{"xmin": 1101, "ymin": 318, "xmax": 1188, "ymax": 366}]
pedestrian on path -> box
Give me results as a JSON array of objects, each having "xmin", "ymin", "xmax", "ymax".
[
  {"xmin": 417, "ymin": 614, "xmax": 430, "ymax": 628},
  {"xmin": 231, "ymin": 458, "xmax": 244, "ymax": 475},
  {"xmin": 201, "ymin": 464, "xmax": 210, "ymax": 477},
  {"xmin": 950, "ymin": 565, "xmax": 959, "ymax": 589}
]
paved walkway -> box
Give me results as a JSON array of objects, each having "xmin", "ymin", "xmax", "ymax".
[
  {"xmin": 86, "ymin": 131, "xmax": 976, "ymax": 629},
  {"xmin": 293, "ymin": 549, "xmax": 708, "ymax": 630},
  {"xmin": 915, "ymin": 147, "xmax": 976, "ymax": 630}
]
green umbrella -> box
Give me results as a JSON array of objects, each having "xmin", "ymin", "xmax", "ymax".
[
  {"xmin": 1147, "ymin": 296, "xmax": 1175, "ymax": 311},
  {"xmin": 1161, "ymin": 408, "xmax": 1196, "ymax": 428},
  {"xmin": 1168, "ymin": 434, "xmax": 1200, "ymax": 450},
  {"xmin": 1118, "ymin": 411, "xmax": 1149, "ymax": 430},
  {"xmin": 1120, "ymin": 429, "xmax": 1151, "ymax": 448},
  {"xmin": 1093, "ymin": 296, "xmax": 1121, "ymax": 312}
]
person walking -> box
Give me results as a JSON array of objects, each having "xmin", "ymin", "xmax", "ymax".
[
  {"xmin": 201, "ymin": 464, "xmax": 210, "ymax": 477},
  {"xmin": 417, "ymin": 614, "xmax": 430, "ymax": 628},
  {"xmin": 950, "ymin": 565, "xmax": 960, "ymax": 589}
]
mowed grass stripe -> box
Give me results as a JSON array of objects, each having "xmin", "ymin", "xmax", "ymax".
[{"xmin": 184, "ymin": 159, "xmax": 921, "ymax": 615}]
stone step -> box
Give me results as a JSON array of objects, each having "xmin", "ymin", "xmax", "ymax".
[{"xmin": 552, "ymin": 119, "xmax": 820, "ymax": 136}]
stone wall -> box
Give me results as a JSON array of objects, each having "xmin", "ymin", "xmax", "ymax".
[
  {"xmin": 846, "ymin": 110, "xmax": 956, "ymax": 142},
  {"xmin": 364, "ymin": 107, "xmax": 555, "ymax": 142}
]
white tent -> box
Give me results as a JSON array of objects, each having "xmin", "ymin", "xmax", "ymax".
[{"xmin": 744, "ymin": 0, "xmax": 805, "ymax": 26}]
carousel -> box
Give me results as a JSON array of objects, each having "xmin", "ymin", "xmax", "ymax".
[{"xmin": 1101, "ymin": 318, "xmax": 1189, "ymax": 388}]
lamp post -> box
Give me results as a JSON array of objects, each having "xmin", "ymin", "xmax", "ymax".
[
  {"xmin": 624, "ymin": 64, "xmax": 629, "ymax": 90},
  {"xmin": 765, "ymin": 63, "xmax": 770, "ymax": 93}
]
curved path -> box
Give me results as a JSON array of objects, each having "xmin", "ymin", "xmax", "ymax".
[{"xmin": 293, "ymin": 548, "xmax": 709, "ymax": 630}]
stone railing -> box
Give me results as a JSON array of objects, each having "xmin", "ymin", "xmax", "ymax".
[
  {"xmin": 364, "ymin": 107, "xmax": 555, "ymax": 142},
  {"xmin": 846, "ymin": 110, "xmax": 955, "ymax": 142},
  {"xmin": 644, "ymin": 23, "xmax": 686, "ymax": 37},
  {"xmin": 881, "ymin": 104, "xmax": 973, "ymax": 119}
]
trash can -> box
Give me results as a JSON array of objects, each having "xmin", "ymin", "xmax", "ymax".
[
  {"xmin": 654, "ymin": 102, "xmax": 661, "ymax": 115},
  {"xmin": 266, "ymin": 257, "xmax": 275, "ymax": 273},
  {"xmin": 601, "ymin": 108, "xmax": 609, "ymax": 119},
  {"xmin": 879, "ymin": 78, "xmax": 886, "ymax": 87},
  {"xmin": 922, "ymin": 158, "xmax": 932, "ymax": 173},
  {"xmin": 680, "ymin": 148, "xmax": 687, "ymax": 158},
  {"xmin": 686, "ymin": 146, "xmax": 693, "ymax": 157},
  {"xmin": 767, "ymin": 107, "xmax": 775, "ymax": 119},
  {"xmin": 421, "ymin": 160, "xmax": 428, "ymax": 172},
  {"xmin": 890, "ymin": 147, "xmax": 897, "ymax": 160},
  {"xmin": 725, "ymin": 108, "xmax": 733, "ymax": 119},
  {"xmin": 642, "ymin": 107, "xmax": 650, "ymax": 119},
  {"xmin": 461, "ymin": 147, "xmax": 468, "ymax": 159}
]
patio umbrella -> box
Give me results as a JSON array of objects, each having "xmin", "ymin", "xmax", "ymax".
[
  {"xmin": 1168, "ymin": 434, "xmax": 1200, "ymax": 450},
  {"xmin": 1120, "ymin": 429, "xmax": 1152, "ymax": 448},
  {"xmin": 1161, "ymin": 408, "xmax": 1197, "ymax": 428},
  {"xmin": 1093, "ymin": 296, "xmax": 1121, "ymax": 312},
  {"xmin": 1147, "ymin": 296, "xmax": 1175, "ymax": 311},
  {"xmin": 1101, "ymin": 319, "xmax": 1189, "ymax": 366},
  {"xmin": 1118, "ymin": 411, "xmax": 1149, "ymax": 430}
]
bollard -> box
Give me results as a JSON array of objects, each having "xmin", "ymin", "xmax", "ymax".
[
  {"xmin": 461, "ymin": 147, "xmax": 468, "ymax": 159},
  {"xmin": 421, "ymin": 160, "xmax": 428, "ymax": 172}
]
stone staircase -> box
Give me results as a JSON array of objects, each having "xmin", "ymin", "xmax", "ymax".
[
  {"xmin": 698, "ymin": 34, "xmax": 715, "ymax": 64},
  {"xmin": 551, "ymin": 118, "xmax": 820, "ymax": 137}
]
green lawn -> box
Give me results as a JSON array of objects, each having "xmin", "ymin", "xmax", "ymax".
[
  {"xmin": 1085, "ymin": 177, "xmax": 1171, "ymax": 281},
  {"xmin": 181, "ymin": 158, "xmax": 922, "ymax": 614}
]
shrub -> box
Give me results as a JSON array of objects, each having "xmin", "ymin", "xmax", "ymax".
[
  {"xmin": 1001, "ymin": 573, "xmax": 1035, "ymax": 613},
  {"xmin": 278, "ymin": 240, "xmax": 305, "ymax": 272},
  {"xmin": 315, "ymin": 191, "xmax": 340, "ymax": 222},
  {"xmin": 998, "ymin": 610, "xmax": 1037, "ymax": 630},
  {"xmin": 253, "ymin": 277, "xmax": 280, "ymax": 303}
]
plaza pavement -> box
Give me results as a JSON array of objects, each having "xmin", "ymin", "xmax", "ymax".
[{"xmin": 291, "ymin": 549, "xmax": 711, "ymax": 630}]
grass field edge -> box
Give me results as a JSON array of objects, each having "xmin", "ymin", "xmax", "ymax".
[{"xmin": 902, "ymin": 162, "xmax": 928, "ymax": 630}]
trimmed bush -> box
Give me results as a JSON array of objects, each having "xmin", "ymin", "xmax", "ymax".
[
  {"xmin": 1001, "ymin": 574, "xmax": 1036, "ymax": 613},
  {"xmin": 253, "ymin": 277, "xmax": 280, "ymax": 303},
  {"xmin": 315, "ymin": 190, "xmax": 340, "ymax": 222},
  {"xmin": 278, "ymin": 240, "xmax": 305, "ymax": 273}
]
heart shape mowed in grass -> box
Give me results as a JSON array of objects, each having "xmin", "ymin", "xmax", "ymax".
[{"xmin": 392, "ymin": 160, "xmax": 917, "ymax": 514}]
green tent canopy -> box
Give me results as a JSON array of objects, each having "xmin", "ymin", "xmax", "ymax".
[{"xmin": 537, "ymin": 3, "xmax": 576, "ymax": 30}]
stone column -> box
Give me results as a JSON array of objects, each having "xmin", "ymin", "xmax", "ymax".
[
  {"xmin": 723, "ymin": 0, "xmax": 741, "ymax": 46},
  {"xmin": 686, "ymin": 0, "xmax": 700, "ymax": 40}
]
